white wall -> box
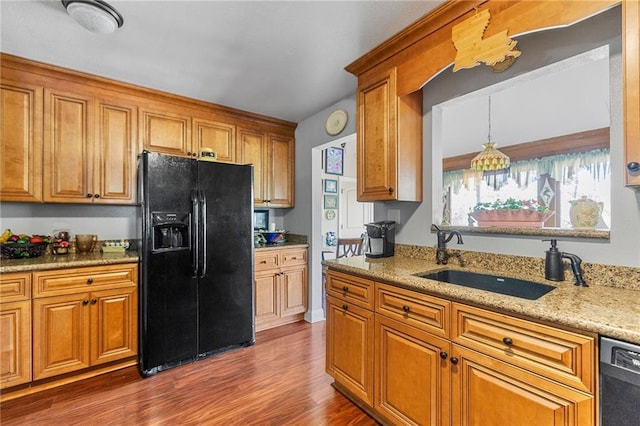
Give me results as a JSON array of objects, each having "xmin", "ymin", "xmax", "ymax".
[{"xmin": 0, "ymin": 203, "xmax": 137, "ymax": 240}]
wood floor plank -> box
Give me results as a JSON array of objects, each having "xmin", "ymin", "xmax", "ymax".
[{"xmin": 1, "ymin": 321, "xmax": 378, "ymax": 425}]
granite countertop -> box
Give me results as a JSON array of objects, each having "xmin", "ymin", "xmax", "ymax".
[
  {"xmin": 0, "ymin": 251, "xmax": 139, "ymax": 273},
  {"xmin": 255, "ymin": 242, "xmax": 308, "ymax": 251},
  {"xmin": 324, "ymin": 255, "xmax": 640, "ymax": 345},
  {"xmin": 0, "ymin": 242, "xmax": 309, "ymax": 273}
]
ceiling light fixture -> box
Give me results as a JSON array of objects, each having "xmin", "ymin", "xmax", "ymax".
[
  {"xmin": 62, "ymin": 0, "xmax": 124, "ymax": 34},
  {"xmin": 470, "ymin": 96, "xmax": 510, "ymax": 172}
]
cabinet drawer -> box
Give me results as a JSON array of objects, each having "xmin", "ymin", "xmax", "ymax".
[
  {"xmin": 255, "ymin": 251, "xmax": 279, "ymax": 271},
  {"xmin": 32, "ymin": 264, "xmax": 138, "ymax": 298},
  {"xmin": 452, "ymin": 303, "xmax": 595, "ymax": 393},
  {"xmin": 326, "ymin": 270, "xmax": 374, "ymax": 310},
  {"xmin": 280, "ymin": 249, "xmax": 307, "ymax": 267},
  {"xmin": 0, "ymin": 272, "xmax": 31, "ymax": 302},
  {"xmin": 375, "ymin": 283, "xmax": 450, "ymax": 338}
]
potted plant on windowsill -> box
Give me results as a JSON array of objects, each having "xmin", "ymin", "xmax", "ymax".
[{"xmin": 469, "ymin": 198, "xmax": 554, "ymax": 228}]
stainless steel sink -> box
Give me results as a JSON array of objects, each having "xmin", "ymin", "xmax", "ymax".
[{"xmin": 416, "ymin": 269, "xmax": 555, "ymax": 300}]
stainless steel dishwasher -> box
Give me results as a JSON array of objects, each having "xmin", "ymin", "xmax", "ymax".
[{"xmin": 600, "ymin": 336, "xmax": 640, "ymax": 426}]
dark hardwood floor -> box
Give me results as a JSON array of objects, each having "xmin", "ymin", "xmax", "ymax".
[{"xmin": 1, "ymin": 321, "xmax": 377, "ymax": 425}]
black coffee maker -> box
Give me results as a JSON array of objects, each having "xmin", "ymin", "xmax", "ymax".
[{"xmin": 365, "ymin": 220, "xmax": 396, "ymax": 258}]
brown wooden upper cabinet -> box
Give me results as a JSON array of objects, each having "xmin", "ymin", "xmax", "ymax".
[
  {"xmin": 43, "ymin": 87, "xmax": 137, "ymax": 204},
  {"xmin": 139, "ymin": 102, "xmax": 192, "ymax": 158},
  {"xmin": 624, "ymin": 0, "xmax": 640, "ymax": 186},
  {"xmin": 238, "ymin": 128, "xmax": 294, "ymax": 208},
  {"xmin": 193, "ymin": 117, "xmax": 237, "ymax": 163},
  {"xmin": 356, "ymin": 67, "xmax": 422, "ymax": 202},
  {"xmin": 1, "ymin": 53, "xmax": 296, "ymax": 205},
  {"xmin": 0, "ymin": 79, "xmax": 43, "ymax": 202}
]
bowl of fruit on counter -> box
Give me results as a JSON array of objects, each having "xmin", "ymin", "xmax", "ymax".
[{"xmin": 0, "ymin": 229, "xmax": 50, "ymax": 259}]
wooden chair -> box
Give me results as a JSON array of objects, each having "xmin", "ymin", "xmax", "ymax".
[{"xmin": 336, "ymin": 237, "xmax": 364, "ymax": 258}]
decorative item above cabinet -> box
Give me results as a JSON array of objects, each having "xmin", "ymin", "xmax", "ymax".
[{"xmin": 345, "ymin": 0, "xmax": 639, "ymax": 193}]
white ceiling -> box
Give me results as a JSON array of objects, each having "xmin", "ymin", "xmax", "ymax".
[{"xmin": 0, "ymin": 1, "xmax": 444, "ymax": 123}]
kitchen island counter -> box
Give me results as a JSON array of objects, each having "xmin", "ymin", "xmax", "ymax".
[
  {"xmin": 324, "ymin": 253, "xmax": 640, "ymax": 345},
  {"xmin": 0, "ymin": 251, "xmax": 139, "ymax": 273}
]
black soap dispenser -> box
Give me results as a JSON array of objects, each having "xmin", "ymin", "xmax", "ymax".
[{"xmin": 545, "ymin": 239, "xmax": 564, "ymax": 281}]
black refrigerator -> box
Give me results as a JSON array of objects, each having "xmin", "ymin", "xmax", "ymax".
[{"xmin": 138, "ymin": 151, "xmax": 255, "ymax": 377}]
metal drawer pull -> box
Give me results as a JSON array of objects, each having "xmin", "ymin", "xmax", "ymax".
[
  {"xmin": 342, "ymin": 286, "xmax": 349, "ymax": 292},
  {"xmin": 402, "ymin": 305, "xmax": 410, "ymax": 313},
  {"xmin": 342, "ymin": 304, "xmax": 348, "ymax": 310},
  {"xmin": 87, "ymin": 278, "xmax": 94, "ymax": 284},
  {"xmin": 503, "ymin": 337, "xmax": 513, "ymax": 346}
]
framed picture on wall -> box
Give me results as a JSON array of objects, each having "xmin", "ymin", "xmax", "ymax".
[
  {"xmin": 325, "ymin": 146, "xmax": 344, "ymax": 175},
  {"xmin": 254, "ymin": 210, "xmax": 269, "ymax": 230},
  {"xmin": 324, "ymin": 194, "xmax": 338, "ymax": 209},
  {"xmin": 324, "ymin": 179, "xmax": 338, "ymax": 193}
]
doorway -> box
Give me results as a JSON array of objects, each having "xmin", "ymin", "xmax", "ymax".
[{"xmin": 308, "ymin": 133, "xmax": 372, "ymax": 323}]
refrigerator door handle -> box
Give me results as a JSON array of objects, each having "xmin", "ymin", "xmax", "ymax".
[
  {"xmin": 191, "ymin": 190, "xmax": 199, "ymax": 278},
  {"xmin": 199, "ymin": 190, "xmax": 207, "ymax": 278}
]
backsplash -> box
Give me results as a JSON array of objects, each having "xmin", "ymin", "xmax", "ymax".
[{"xmin": 395, "ymin": 243, "xmax": 640, "ymax": 291}]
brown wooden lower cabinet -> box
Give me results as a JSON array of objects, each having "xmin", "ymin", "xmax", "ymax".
[
  {"xmin": 375, "ymin": 315, "xmax": 451, "ymax": 426},
  {"xmin": 0, "ymin": 263, "xmax": 137, "ymax": 400},
  {"xmin": 324, "ymin": 270, "xmax": 596, "ymax": 426},
  {"xmin": 326, "ymin": 294, "xmax": 375, "ymax": 405},
  {"xmin": 254, "ymin": 247, "xmax": 308, "ymax": 331},
  {"xmin": 451, "ymin": 345, "xmax": 594, "ymax": 426},
  {"xmin": 0, "ymin": 272, "xmax": 32, "ymax": 390}
]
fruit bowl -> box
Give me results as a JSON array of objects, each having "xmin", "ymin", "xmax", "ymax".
[
  {"xmin": 262, "ymin": 231, "xmax": 286, "ymax": 244},
  {"xmin": 1, "ymin": 242, "xmax": 49, "ymax": 259}
]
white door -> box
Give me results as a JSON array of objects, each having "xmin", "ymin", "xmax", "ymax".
[{"xmin": 339, "ymin": 179, "xmax": 373, "ymax": 238}]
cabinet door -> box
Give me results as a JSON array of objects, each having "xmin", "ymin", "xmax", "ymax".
[
  {"xmin": 0, "ymin": 301, "xmax": 31, "ymax": 389},
  {"xmin": 375, "ymin": 316, "xmax": 451, "ymax": 426},
  {"xmin": 194, "ymin": 118, "xmax": 236, "ymax": 163},
  {"xmin": 0, "ymin": 80, "xmax": 43, "ymax": 202},
  {"xmin": 140, "ymin": 105, "xmax": 192, "ymax": 157},
  {"xmin": 624, "ymin": 0, "xmax": 640, "ymax": 186},
  {"xmin": 43, "ymin": 88, "xmax": 93, "ymax": 203},
  {"xmin": 255, "ymin": 270, "xmax": 279, "ymax": 331},
  {"xmin": 90, "ymin": 287, "xmax": 137, "ymax": 365},
  {"xmin": 280, "ymin": 265, "xmax": 307, "ymax": 317},
  {"xmin": 238, "ymin": 128, "xmax": 267, "ymax": 206},
  {"xmin": 326, "ymin": 295, "xmax": 374, "ymax": 406},
  {"xmin": 93, "ymin": 98, "xmax": 137, "ymax": 204},
  {"xmin": 268, "ymin": 134, "xmax": 294, "ymax": 207},
  {"xmin": 33, "ymin": 293, "xmax": 91, "ymax": 380},
  {"xmin": 451, "ymin": 345, "xmax": 594, "ymax": 426},
  {"xmin": 357, "ymin": 67, "xmax": 397, "ymax": 201}
]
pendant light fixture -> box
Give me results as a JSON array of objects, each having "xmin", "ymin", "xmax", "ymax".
[
  {"xmin": 62, "ymin": 0, "xmax": 124, "ymax": 34},
  {"xmin": 470, "ymin": 95, "xmax": 510, "ymax": 171}
]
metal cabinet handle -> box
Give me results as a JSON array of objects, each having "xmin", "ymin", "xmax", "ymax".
[
  {"xmin": 402, "ymin": 305, "xmax": 410, "ymax": 313},
  {"xmin": 91, "ymin": 298, "xmax": 97, "ymax": 305},
  {"xmin": 388, "ymin": 187, "xmax": 394, "ymax": 194},
  {"xmin": 503, "ymin": 337, "xmax": 513, "ymax": 346},
  {"xmin": 450, "ymin": 357, "xmax": 459, "ymax": 365},
  {"xmin": 440, "ymin": 351, "xmax": 448, "ymax": 360},
  {"xmin": 82, "ymin": 299, "xmax": 89, "ymax": 306},
  {"xmin": 86, "ymin": 193, "xmax": 93, "ymax": 198},
  {"xmin": 87, "ymin": 278, "xmax": 93, "ymax": 284},
  {"xmin": 94, "ymin": 194, "xmax": 100, "ymax": 198},
  {"xmin": 342, "ymin": 304, "xmax": 348, "ymax": 310},
  {"xmin": 627, "ymin": 162, "xmax": 640, "ymax": 173},
  {"xmin": 342, "ymin": 286, "xmax": 349, "ymax": 292}
]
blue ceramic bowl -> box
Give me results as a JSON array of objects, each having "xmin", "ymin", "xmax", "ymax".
[{"xmin": 263, "ymin": 232, "xmax": 285, "ymax": 244}]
